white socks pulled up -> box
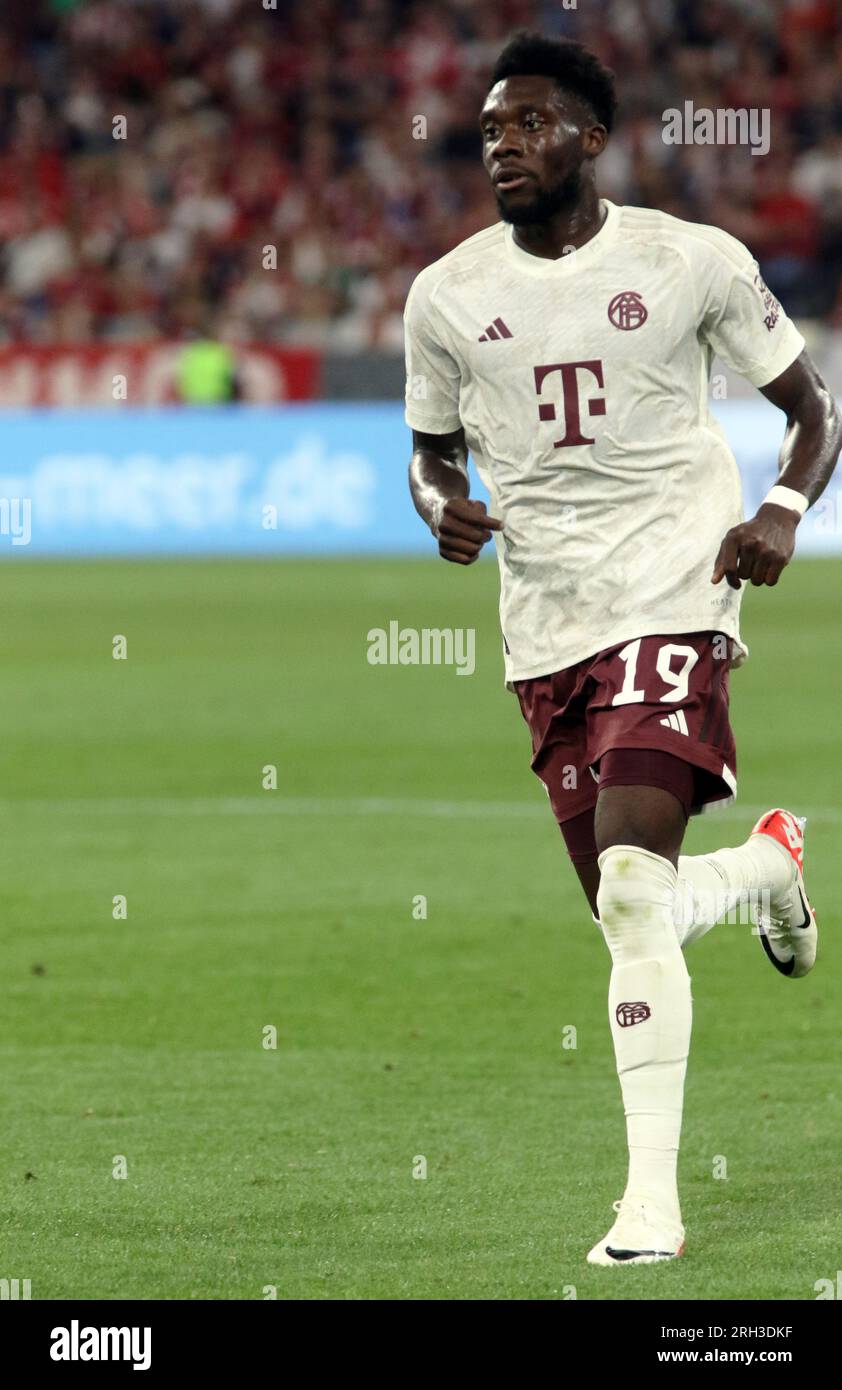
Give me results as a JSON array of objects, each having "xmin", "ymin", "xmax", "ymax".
[{"xmin": 597, "ymin": 844, "xmax": 690, "ymax": 1225}]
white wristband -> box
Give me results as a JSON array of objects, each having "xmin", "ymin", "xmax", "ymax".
[{"xmin": 762, "ymin": 484, "xmax": 808, "ymax": 517}]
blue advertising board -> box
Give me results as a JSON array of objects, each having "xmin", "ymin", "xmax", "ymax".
[{"xmin": 0, "ymin": 401, "xmax": 839, "ymax": 556}]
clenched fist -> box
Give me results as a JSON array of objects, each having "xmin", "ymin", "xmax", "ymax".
[
  {"xmin": 711, "ymin": 502, "xmax": 799, "ymax": 590},
  {"xmin": 434, "ymin": 497, "xmax": 504, "ymax": 565}
]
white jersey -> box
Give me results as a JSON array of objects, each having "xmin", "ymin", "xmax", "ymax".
[{"xmin": 404, "ymin": 199, "xmax": 804, "ymax": 683}]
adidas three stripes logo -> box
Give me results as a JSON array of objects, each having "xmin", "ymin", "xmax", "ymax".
[{"xmin": 478, "ymin": 317, "xmax": 513, "ymax": 342}]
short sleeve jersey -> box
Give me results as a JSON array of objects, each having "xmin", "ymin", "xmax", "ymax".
[{"xmin": 404, "ymin": 200, "xmax": 804, "ymax": 682}]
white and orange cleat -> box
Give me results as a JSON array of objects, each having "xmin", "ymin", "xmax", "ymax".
[
  {"xmin": 750, "ymin": 809, "xmax": 817, "ymax": 978},
  {"xmin": 587, "ymin": 1196, "xmax": 685, "ymax": 1267}
]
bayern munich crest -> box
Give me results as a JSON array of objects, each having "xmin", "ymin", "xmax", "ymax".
[
  {"xmin": 615, "ymin": 1000, "xmax": 652, "ymax": 1028},
  {"xmin": 608, "ymin": 290, "xmax": 648, "ymax": 330}
]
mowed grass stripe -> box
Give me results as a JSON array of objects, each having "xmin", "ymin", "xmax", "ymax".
[{"xmin": 0, "ymin": 556, "xmax": 839, "ymax": 1299}]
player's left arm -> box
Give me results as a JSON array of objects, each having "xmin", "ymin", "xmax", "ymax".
[{"xmin": 712, "ymin": 351, "xmax": 842, "ymax": 589}]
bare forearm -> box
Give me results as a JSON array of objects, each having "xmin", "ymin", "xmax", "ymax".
[
  {"xmin": 409, "ymin": 442, "xmax": 469, "ymax": 534},
  {"xmin": 772, "ymin": 385, "xmax": 842, "ymax": 507},
  {"xmin": 714, "ymin": 354, "xmax": 842, "ymax": 589},
  {"xmin": 407, "ymin": 426, "xmax": 503, "ymax": 564},
  {"xmin": 760, "ymin": 354, "xmax": 842, "ymax": 508}
]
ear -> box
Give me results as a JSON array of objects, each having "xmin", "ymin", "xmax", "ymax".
[{"xmin": 582, "ymin": 124, "xmax": 608, "ymax": 158}]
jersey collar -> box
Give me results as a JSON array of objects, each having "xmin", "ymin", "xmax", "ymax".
[{"xmin": 503, "ymin": 198, "xmax": 619, "ymax": 277}]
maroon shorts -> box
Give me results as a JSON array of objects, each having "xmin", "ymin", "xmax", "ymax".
[{"xmin": 514, "ymin": 631, "xmax": 737, "ymax": 833}]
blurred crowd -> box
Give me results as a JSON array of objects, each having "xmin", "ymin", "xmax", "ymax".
[{"xmin": 1, "ymin": 0, "xmax": 841, "ymax": 349}]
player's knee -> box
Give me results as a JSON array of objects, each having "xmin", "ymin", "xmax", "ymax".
[
  {"xmin": 596, "ymin": 844, "xmax": 678, "ymax": 957},
  {"xmin": 596, "ymin": 844, "xmax": 642, "ymax": 931}
]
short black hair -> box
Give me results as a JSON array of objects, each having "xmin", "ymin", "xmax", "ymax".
[{"xmin": 488, "ymin": 31, "xmax": 618, "ymax": 133}]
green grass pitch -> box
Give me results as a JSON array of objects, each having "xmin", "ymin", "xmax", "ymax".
[{"xmin": 1, "ymin": 554, "xmax": 839, "ymax": 1300}]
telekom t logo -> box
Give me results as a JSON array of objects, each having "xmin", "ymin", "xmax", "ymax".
[{"xmin": 534, "ymin": 360, "xmax": 605, "ymax": 447}]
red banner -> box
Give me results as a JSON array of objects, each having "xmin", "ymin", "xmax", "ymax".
[{"xmin": 0, "ymin": 344, "xmax": 321, "ymax": 408}]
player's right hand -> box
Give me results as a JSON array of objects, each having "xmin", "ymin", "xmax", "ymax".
[{"xmin": 434, "ymin": 497, "xmax": 504, "ymax": 564}]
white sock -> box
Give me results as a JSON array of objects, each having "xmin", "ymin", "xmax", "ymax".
[
  {"xmin": 677, "ymin": 834, "xmax": 792, "ymax": 947},
  {"xmin": 597, "ymin": 845, "xmax": 691, "ymax": 1224}
]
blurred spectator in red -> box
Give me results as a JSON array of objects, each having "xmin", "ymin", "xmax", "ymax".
[{"xmin": 0, "ymin": 0, "xmax": 839, "ymax": 349}]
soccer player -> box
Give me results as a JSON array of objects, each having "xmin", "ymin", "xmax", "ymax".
[{"xmin": 404, "ymin": 31, "xmax": 842, "ymax": 1266}]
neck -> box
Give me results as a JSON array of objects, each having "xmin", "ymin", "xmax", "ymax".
[{"xmin": 512, "ymin": 183, "xmax": 605, "ymax": 261}]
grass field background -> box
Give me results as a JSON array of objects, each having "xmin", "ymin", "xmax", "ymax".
[{"xmin": 1, "ymin": 554, "xmax": 839, "ymax": 1300}]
